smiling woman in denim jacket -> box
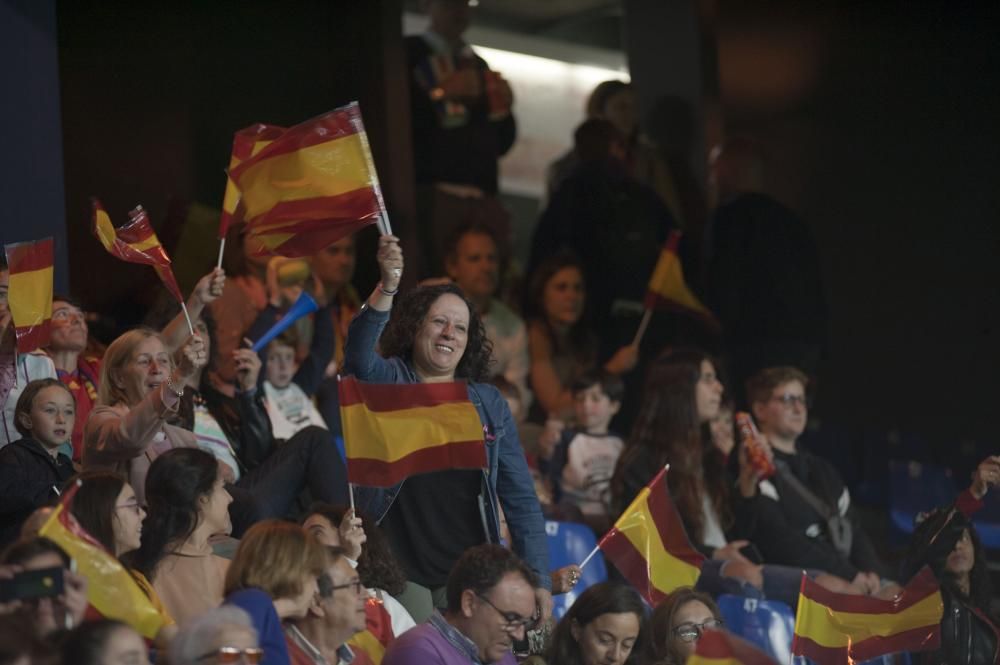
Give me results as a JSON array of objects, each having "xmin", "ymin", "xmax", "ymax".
[{"xmin": 342, "ymin": 234, "xmax": 551, "ymax": 625}]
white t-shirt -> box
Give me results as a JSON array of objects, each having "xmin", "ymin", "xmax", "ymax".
[
  {"xmin": 560, "ymin": 432, "xmax": 623, "ymax": 516},
  {"xmin": 263, "ymin": 381, "xmax": 327, "ymax": 441}
]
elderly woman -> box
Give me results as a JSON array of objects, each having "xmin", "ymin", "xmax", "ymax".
[
  {"xmin": 82, "ymin": 327, "xmax": 206, "ymax": 505},
  {"xmin": 343, "ymin": 235, "xmax": 550, "ymax": 623}
]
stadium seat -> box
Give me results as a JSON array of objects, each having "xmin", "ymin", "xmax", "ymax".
[
  {"xmin": 888, "ymin": 460, "xmax": 957, "ymax": 538},
  {"xmin": 716, "ymin": 594, "xmax": 795, "ymax": 663},
  {"xmin": 545, "ymin": 520, "xmax": 607, "ymax": 619}
]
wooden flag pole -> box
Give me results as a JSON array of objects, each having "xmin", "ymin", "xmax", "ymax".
[{"xmin": 632, "ymin": 308, "xmax": 653, "ymax": 347}]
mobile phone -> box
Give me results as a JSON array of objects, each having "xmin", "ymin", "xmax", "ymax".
[{"xmin": 0, "ymin": 567, "xmax": 65, "ymax": 602}]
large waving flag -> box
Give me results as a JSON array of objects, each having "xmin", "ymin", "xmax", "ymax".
[
  {"xmin": 338, "ymin": 376, "xmax": 486, "ymax": 487},
  {"xmin": 3, "ymin": 237, "xmax": 54, "ymax": 353},
  {"xmin": 686, "ymin": 629, "xmax": 778, "ymax": 665},
  {"xmin": 645, "ymin": 231, "xmax": 719, "ymax": 329},
  {"xmin": 225, "ymin": 102, "xmax": 383, "ymax": 257},
  {"xmin": 219, "ymin": 122, "xmax": 285, "ymax": 239},
  {"xmin": 792, "ymin": 566, "xmax": 943, "ymax": 664},
  {"xmin": 92, "ymin": 200, "xmax": 184, "ymax": 303},
  {"xmin": 598, "ymin": 466, "xmax": 706, "ymax": 605},
  {"xmin": 39, "ymin": 481, "xmax": 167, "ymax": 639}
]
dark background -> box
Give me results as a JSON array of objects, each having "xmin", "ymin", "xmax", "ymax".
[{"xmin": 1, "ymin": 0, "xmax": 998, "ymax": 464}]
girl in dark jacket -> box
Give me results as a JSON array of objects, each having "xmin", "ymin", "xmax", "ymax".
[{"xmin": 0, "ymin": 378, "xmax": 75, "ymax": 544}]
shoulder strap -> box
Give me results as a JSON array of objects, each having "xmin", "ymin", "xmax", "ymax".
[{"xmin": 772, "ymin": 458, "xmax": 836, "ymax": 520}]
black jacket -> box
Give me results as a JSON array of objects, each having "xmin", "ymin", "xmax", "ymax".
[
  {"xmin": 0, "ymin": 437, "xmax": 75, "ymax": 545},
  {"xmin": 735, "ymin": 447, "xmax": 888, "ymax": 579},
  {"xmin": 918, "ymin": 588, "xmax": 1000, "ymax": 665},
  {"xmin": 174, "ymin": 385, "xmax": 274, "ymax": 474}
]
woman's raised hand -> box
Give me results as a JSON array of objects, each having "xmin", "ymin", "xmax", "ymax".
[
  {"xmin": 177, "ymin": 334, "xmax": 207, "ymax": 380},
  {"xmin": 971, "ymin": 455, "xmax": 1000, "ymax": 499},
  {"xmin": 233, "ymin": 338, "xmax": 261, "ymax": 392},
  {"xmin": 192, "ymin": 268, "xmax": 226, "ymax": 307},
  {"xmin": 377, "ymin": 235, "xmax": 404, "ymax": 292},
  {"xmin": 338, "ymin": 508, "xmax": 367, "ymax": 561}
]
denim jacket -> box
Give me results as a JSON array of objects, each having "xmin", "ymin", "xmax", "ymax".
[{"xmin": 343, "ymin": 305, "xmax": 550, "ymax": 590}]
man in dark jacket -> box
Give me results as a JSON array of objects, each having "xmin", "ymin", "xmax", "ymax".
[{"xmin": 736, "ymin": 366, "xmax": 888, "ymax": 589}]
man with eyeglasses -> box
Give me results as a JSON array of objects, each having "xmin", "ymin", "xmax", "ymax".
[
  {"xmin": 286, "ymin": 546, "xmax": 368, "ymax": 665},
  {"xmin": 740, "ymin": 366, "xmax": 889, "ymax": 592},
  {"xmin": 383, "ymin": 544, "xmax": 537, "ymax": 665}
]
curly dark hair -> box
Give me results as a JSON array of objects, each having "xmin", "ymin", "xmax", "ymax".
[
  {"xmin": 379, "ymin": 283, "xmax": 493, "ymax": 382},
  {"xmin": 546, "ymin": 582, "xmax": 647, "ymax": 665},
  {"xmin": 445, "ymin": 544, "xmax": 537, "ymax": 613},
  {"xmin": 303, "ymin": 503, "xmax": 408, "ymax": 597}
]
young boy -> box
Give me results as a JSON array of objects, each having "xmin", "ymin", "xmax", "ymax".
[
  {"xmin": 549, "ymin": 369, "xmax": 625, "ymax": 528},
  {"xmin": 262, "ymin": 330, "xmax": 327, "ymax": 441}
]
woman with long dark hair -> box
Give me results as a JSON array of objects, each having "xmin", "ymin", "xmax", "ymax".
[
  {"xmin": 900, "ymin": 455, "xmax": 1000, "ymax": 664},
  {"xmin": 644, "ymin": 587, "xmax": 723, "ymax": 665},
  {"xmin": 342, "ymin": 235, "xmax": 550, "ymax": 623},
  {"xmin": 543, "ymin": 581, "xmax": 646, "ymax": 665},
  {"xmin": 127, "ymin": 447, "xmax": 233, "ymax": 626}
]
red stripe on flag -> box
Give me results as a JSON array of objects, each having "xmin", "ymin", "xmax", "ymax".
[
  {"xmin": 338, "ymin": 377, "xmax": 471, "ymax": 411},
  {"xmin": 232, "ymin": 123, "xmax": 286, "ymax": 161},
  {"xmin": 245, "ymin": 188, "xmax": 381, "ymax": 227},
  {"xmin": 229, "ymin": 105, "xmax": 365, "ymax": 178},
  {"xmin": 14, "ymin": 323, "xmax": 51, "ymax": 354},
  {"xmin": 695, "ymin": 630, "xmax": 778, "ymax": 664},
  {"xmin": 599, "ymin": 523, "xmax": 666, "ymax": 606},
  {"xmin": 850, "ymin": 625, "xmax": 942, "ymax": 662},
  {"xmin": 249, "ymin": 222, "xmax": 374, "ymax": 258},
  {"xmin": 347, "ymin": 440, "xmax": 487, "ymax": 487},
  {"xmin": 645, "ymin": 470, "xmax": 707, "ymax": 570},
  {"xmin": 801, "ymin": 567, "xmax": 940, "ymax": 613},
  {"xmin": 5, "ymin": 237, "xmax": 54, "ymax": 273}
]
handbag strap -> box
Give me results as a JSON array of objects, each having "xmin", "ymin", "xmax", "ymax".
[{"xmin": 772, "ymin": 458, "xmax": 837, "ymax": 521}]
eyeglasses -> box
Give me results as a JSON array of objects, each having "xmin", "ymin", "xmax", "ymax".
[
  {"xmin": 330, "ymin": 579, "xmax": 365, "ymax": 595},
  {"xmin": 318, "ymin": 574, "xmax": 365, "ymax": 598},
  {"xmin": 771, "ymin": 393, "xmax": 808, "ymax": 408},
  {"xmin": 477, "ymin": 594, "xmax": 538, "ymax": 633},
  {"xmin": 673, "ymin": 618, "xmax": 724, "ymax": 642},
  {"xmin": 195, "ymin": 647, "xmax": 264, "ymax": 664},
  {"xmin": 115, "ymin": 499, "xmax": 143, "ymax": 516}
]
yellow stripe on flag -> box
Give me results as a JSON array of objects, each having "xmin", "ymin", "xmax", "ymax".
[
  {"xmin": 648, "ymin": 246, "xmax": 711, "ymax": 314},
  {"xmin": 348, "ymin": 630, "xmax": 387, "ymax": 664},
  {"xmin": 341, "ymin": 401, "xmax": 484, "ymax": 463},
  {"xmin": 93, "ymin": 207, "xmax": 161, "ymax": 252},
  {"xmin": 795, "ymin": 591, "xmax": 943, "ymax": 648},
  {"xmin": 237, "ymin": 132, "xmax": 371, "ymax": 221},
  {"xmin": 8, "ymin": 266, "xmax": 54, "ymax": 324},
  {"xmin": 616, "ymin": 487, "xmax": 701, "ymax": 591}
]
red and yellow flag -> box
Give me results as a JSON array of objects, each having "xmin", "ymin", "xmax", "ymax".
[
  {"xmin": 219, "ymin": 122, "xmax": 285, "ymax": 239},
  {"xmin": 792, "ymin": 566, "xmax": 943, "ymax": 664},
  {"xmin": 39, "ymin": 481, "xmax": 167, "ymax": 639},
  {"xmin": 92, "ymin": 199, "xmax": 184, "ymax": 303},
  {"xmin": 347, "ymin": 596, "xmax": 396, "ymax": 665},
  {"xmin": 598, "ymin": 466, "xmax": 705, "ymax": 605},
  {"xmin": 687, "ymin": 629, "xmax": 779, "ymax": 665},
  {"xmin": 225, "ymin": 102, "xmax": 382, "ymax": 257},
  {"xmin": 645, "ymin": 231, "xmax": 719, "ymax": 329},
  {"xmin": 338, "ymin": 376, "xmax": 486, "ymax": 487},
  {"xmin": 3, "ymin": 237, "xmax": 54, "ymax": 353}
]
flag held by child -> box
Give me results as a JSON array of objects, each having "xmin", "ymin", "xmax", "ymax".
[
  {"xmin": 225, "ymin": 102, "xmax": 383, "ymax": 257},
  {"xmin": 792, "ymin": 566, "xmax": 943, "ymax": 664},
  {"xmin": 3, "ymin": 237, "xmax": 54, "ymax": 353},
  {"xmin": 338, "ymin": 376, "xmax": 486, "ymax": 488},
  {"xmin": 92, "ymin": 199, "xmax": 184, "ymax": 304},
  {"xmin": 39, "ymin": 481, "xmax": 167, "ymax": 639},
  {"xmin": 597, "ymin": 465, "xmax": 706, "ymax": 605},
  {"xmin": 686, "ymin": 628, "xmax": 779, "ymax": 665}
]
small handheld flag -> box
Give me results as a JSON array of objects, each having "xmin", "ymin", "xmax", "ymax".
[
  {"xmin": 686, "ymin": 629, "xmax": 779, "ymax": 665},
  {"xmin": 3, "ymin": 237, "xmax": 54, "ymax": 353},
  {"xmin": 338, "ymin": 376, "xmax": 486, "ymax": 488},
  {"xmin": 792, "ymin": 566, "xmax": 943, "ymax": 664},
  {"xmin": 596, "ymin": 466, "xmax": 705, "ymax": 604},
  {"xmin": 39, "ymin": 480, "xmax": 167, "ymax": 639}
]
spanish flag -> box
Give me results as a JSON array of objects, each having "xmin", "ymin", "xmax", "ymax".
[
  {"xmin": 598, "ymin": 466, "xmax": 705, "ymax": 605},
  {"xmin": 219, "ymin": 122, "xmax": 285, "ymax": 239},
  {"xmin": 338, "ymin": 376, "xmax": 486, "ymax": 488},
  {"xmin": 226, "ymin": 102, "xmax": 382, "ymax": 257},
  {"xmin": 792, "ymin": 567, "xmax": 943, "ymax": 664},
  {"xmin": 645, "ymin": 231, "xmax": 718, "ymax": 329},
  {"xmin": 39, "ymin": 481, "xmax": 167, "ymax": 639},
  {"xmin": 92, "ymin": 199, "xmax": 184, "ymax": 304},
  {"xmin": 686, "ymin": 629, "xmax": 778, "ymax": 665},
  {"xmin": 3, "ymin": 237, "xmax": 54, "ymax": 353},
  {"xmin": 347, "ymin": 596, "xmax": 396, "ymax": 665}
]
